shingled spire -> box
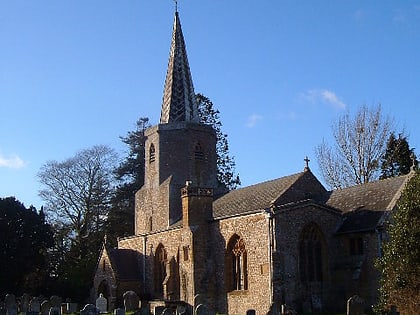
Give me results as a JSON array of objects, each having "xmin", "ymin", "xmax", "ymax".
[{"xmin": 160, "ymin": 11, "xmax": 199, "ymax": 123}]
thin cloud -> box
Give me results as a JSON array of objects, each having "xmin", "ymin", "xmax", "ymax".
[
  {"xmin": 301, "ymin": 89, "xmax": 346, "ymax": 110},
  {"xmin": 0, "ymin": 153, "xmax": 26, "ymax": 169},
  {"xmin": 246, "ymin": 114, "xmax": 263, "ymax": 128}
]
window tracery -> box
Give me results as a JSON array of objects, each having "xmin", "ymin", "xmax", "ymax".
[{"xmin": 226, "ymin": 234, "xmax": 248, "ymax": 291}]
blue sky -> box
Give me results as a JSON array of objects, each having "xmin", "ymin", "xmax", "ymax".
[{"xmin": 1, "ymin": 1, "xmax": 420, "ymax": 209}]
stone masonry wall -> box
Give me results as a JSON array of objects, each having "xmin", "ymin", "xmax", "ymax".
[
  {"xmin": 273, "ymin": 203, "xmax": 342, "ymax": 313},
  {"xmin": 210, "ymin": 212, "xmax": 272, "ymax": 315}
]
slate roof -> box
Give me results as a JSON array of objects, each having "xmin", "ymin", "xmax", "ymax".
[
  {"xmin": 213, "ymin": 172, "xmax": 304, "ymax": 219},
  {"xmin": 326, "ymin": 174, "xmax": 410, "ymax": 234},
  {"xmin": 108, "ymin": 248, "xmax": 142, "ymax": 281},
  {"xmin": 212, "ymin": 169, "xmax": 411, "ymax": 235},
  {"xmin": 325, "ymin": 174, "xmax": 409, "ymax": 213}
]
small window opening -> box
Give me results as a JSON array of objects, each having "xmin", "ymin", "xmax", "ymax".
[
  {"xmin": 194, "ymin": 143, "xmax": 205, "ymax": 160},
  {"xmin": 149, "ymin": 144, "xmax": 156, "ymax": 163}
]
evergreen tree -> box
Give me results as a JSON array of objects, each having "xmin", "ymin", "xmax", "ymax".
[
  {"xmin": 0, "ymin": 197, "xmax": 54, "ymax": 296},
  {"xmin": 196, "ymin": 93, "xmax": 241, "ymax": 191},
  {"xmin": 376, "ymin": 172, "xmax": 420, "ymax": 314},
  {"xmin": 106, "ymin": 118, "xmax": 150, "ymax": 243},
  {"xmin": 380, "ymin": 132, "xmax": 417, "ymax": 179}
]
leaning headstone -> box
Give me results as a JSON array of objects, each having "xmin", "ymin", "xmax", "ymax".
[
  {"xmin": 20, "ymin": 294, "xmax": 31, "ymax": 313},
  {"xmin": 95, "ymin": 294, "xmax": 107, "ymax": 313},
  {"xmin": 5, "ymin": 294, "xmax": 17, "ymax": 315},
  {"xmin": 80, "ymin": 304, "xmax": 99, "ymax": 315},
  {"xmin": 29, "ymin": 297, "xmax": 41, "ymax": 313},
  {"xmin": 113, "ymin": 308, "xmax": 124, "ymax": 315},
  {"xmin": 123, "ymin": 291, "xmax": 139, "ymax": 312},
  {"xmin": 347, "ymin": 295, "xmax": 364, "ymax": 315},
  {"xmin": 40, "ymin": 301, "xmax": 51, "ymax": 315}
]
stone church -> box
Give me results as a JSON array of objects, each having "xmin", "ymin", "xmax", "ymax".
[{"xmin": 94, "ymin": 10, "xmax": 413, "ymax": 314}]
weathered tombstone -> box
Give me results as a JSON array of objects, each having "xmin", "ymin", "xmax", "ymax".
[
  {"xmin": 80, "ymin": 304, "xmax": 99, "ymax": 315},
  {"xmin": 347, "ymin": 295, "xmax": 364, "ymax": 315},
  {"xmin": 95, "ymin": 294, "xmax": 107, "ymax": 313},
  {"xmin": 5, "ymin": 294, "xmax": 17, "ymax": 315},
  {"xmin": 193, "ymin": 295, "xmax": 204, "ymax": 309},
  {"xmin": 20, "ymin": 294, "xmax": 31, "ymax": 313},
  {"xmin": 49, "ymin": 296, "xmax": 62, "ymax": 315},
  {"xmin": 40, "ymin": 301, "xmax": 51, "ymax": 315},
  {"xmin": 113, "ymin": 308, "xmax": 124, "ymax": 315},
  {"xmin": 29, "ymin": 297, "xmax": 41, "ymax": 313},
  {"xmin": 154, "ymin": 306, "xmax": 165, "ymax": 315},
  {"xmin": 195, "ymin": 304, "xmax": 209, "ymax": 315},
  {"xmin": 123, "ymin": 291, "xmax": 139, "ymax": 312},
  {"xmin": 65, "ymin": 303, "xmax": 77, "ymax": 314},
  {"xmin": 176, "ymin": 305, "xmax": 186, "ymax": 315}
]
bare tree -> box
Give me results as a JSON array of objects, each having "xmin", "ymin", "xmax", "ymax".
[
  {"xmin": 38, "ymin": 145, "xmax": 118, "ymax": 242},
  {"xmin": 316, "ymin": 104, "xmax": 393, "ymax": 189}
]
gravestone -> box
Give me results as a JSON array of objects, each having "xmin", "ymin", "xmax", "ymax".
[
  {"xmin": 176, "ymin": 305, "xmax": 186, "ymax": 315},
  {"xmin": 123, "ymin": 291, "xmax": 139, "ymax": 312},
  {"xmin": 49, "ymin": 296, "xmax": 62, "ymax": 315},
  {"xmin": 161, "ymin": 308, "xmax": 173, "ymax": 315},
  {"xmin": 5, "ymin": 294, "xmax": 17, "ymax": 315},
  {"xmin": 154, "ymin": 306, "xmax": 165, "ymax": 315},
  {"xmin": 65, "ymin": 303, "xmax": 78, "ymax": 314},
  {"xmin": 40, "ymin": 300, "xmax": 51, "ymax": 315},
  {"xmin": 113, "ymin": 308, "xmax": 124, "ymax": 315},
  {"xmin": 347, "ymin": 295, "xmax": 364, "ymax": 315},
  {"xmin": 195, "ymin": 304, "xmax": 209, "ymax": 315},
  {"xmin": 80, "ymin": 304, "xmax": 99, "ymax": 315},
  {"xmin": 20, "ymin": 294, "xmax": 31, "ymax": 313},
  {"xmin": 29, "ymin": 297, "xmax": 41, "ymax": 313},
  {"xmin": 95, "ymin": 294, "xmax": 107, "ymax": 313}
]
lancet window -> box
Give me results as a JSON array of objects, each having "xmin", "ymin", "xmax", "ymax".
[
  {"xmin": 154, "ymin": 244, "xmax": 167, "ymax": 298},
  {"xmin": 299, "ymin": 223, "xmax": 325, "ymax": 282}
]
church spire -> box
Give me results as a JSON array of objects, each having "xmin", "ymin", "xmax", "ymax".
[{"xmin": 160, "ymin": 10, "xmax": 199, "ymax": 124}]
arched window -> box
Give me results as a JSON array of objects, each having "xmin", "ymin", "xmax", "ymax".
[
  {"xmin": 154, "ymin": 244, "xmax": 167, "ymax": 298},
  {"xmin": 299, "ymin": 224, "xmax": 325, "ymax": 282},
  {"xmin": 149, "ymin": 143, "xmax": 156, "ymax": 163},
  {"xmin": 194, "ymin": 143, "xmax": 204, "ymax": 161},
  {"xmin": 226, "ymin": 234, "xmax": 248, "ymax": 291}
]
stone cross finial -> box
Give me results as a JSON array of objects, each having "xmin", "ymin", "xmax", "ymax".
[{"xmin": 304, "ymin": 156, "xmax": 310, "ymax": 170}]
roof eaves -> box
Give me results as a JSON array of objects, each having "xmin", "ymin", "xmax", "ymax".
[
  {"xmin": 386, "ymin": 173, "xmax": 413, "ymax": 210},
  {"xmin": 212, "ymin": 208, "xmax": 266, "ymax": 221}
]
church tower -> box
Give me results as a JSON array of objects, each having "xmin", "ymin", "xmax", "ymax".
[{"xmin": 135, "ymin": 10, "xmax": 218, "ymax": 235}]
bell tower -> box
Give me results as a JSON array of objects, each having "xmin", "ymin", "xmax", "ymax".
[{"xmin": 135, "ymin": 10, "xmax": 218, "ymax": 235}]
